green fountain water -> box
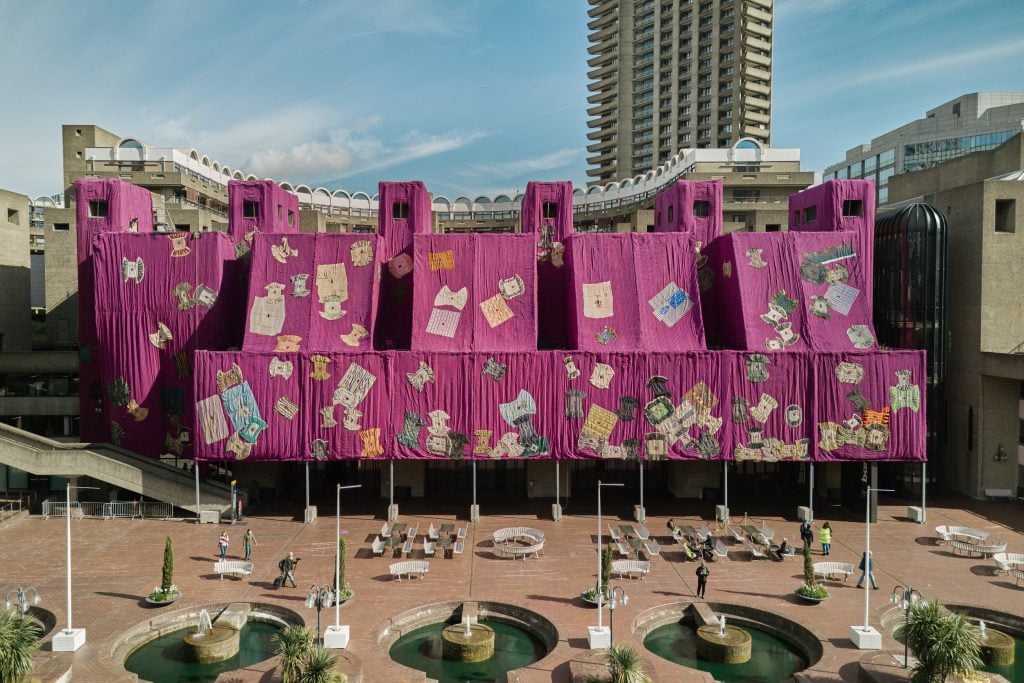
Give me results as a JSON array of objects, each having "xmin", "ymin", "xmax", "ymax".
[
  {"xmin": 645, "ymin": 619, "xmax": 807, "ymax": 683},
  {"xmin": 389, "ymin": 618, "xmax": 548, "ymax": 682}
]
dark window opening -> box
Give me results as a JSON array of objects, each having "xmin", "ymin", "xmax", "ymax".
[
  {"xmin": 88, "ymin": 200, "xmax": 108, "ymax": 218},
  {"xmin": 542, "ymin": 201, "xmax": 559, "ymax": 219},
  {"xmin": 843, "ymin": 199, "xmax": 863, "ymax": 217},
  {"xmin": 803, "ymin": 205, "xmax": 817, "ymax": 223},
  {"xmin": 7, "ymin": 208, "xmax": 20, "ymax": 225},
  {"xmin": 792, "ymin": 211, "xmax": 800, "ymax": 226},
  {"xmin": 393, "ymin": 201, "xmax": 410, "ymax": 219},
  {"xmin": 667, "ymin": 204, "xmax": 674, "ymax": 222},
  {"xmin": 288, "ymin": 210, "xmax": 295, "ymax": 227},
  {"xmin": 54, "ymin": 223, "xmax": 69, "ymax": 231},
  {"xmin": 693, "ymin": 200, "xmax": 709, "ymax": 218},
  {"xmin": 765, "ymin": 224, "xmax": 781, "ymax": 232},
  {"xmin": 174, "ymin": 223, "xmax": 190, "ymax": 231},
  {"xmin": 277, "ymin": 205, "xmax": 283, "ymax": 221},
  {"xmin": 995, "ymin": 199, "xmax": 1015, "ymax": 233},
  {"xmin": 243, "ymin": 200, "xmax": 259, "ymax": 219}
]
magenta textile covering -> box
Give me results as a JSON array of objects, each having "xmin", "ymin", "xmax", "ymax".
[
  {"xmin": 521, "ymin": 181, "xmax": 574, "ymax": 241},
  {"xmin": 652, "ymin": 180, "xmax": 724, "ymax": 249},
  {"xmin": 227, "ymin": 180, "xmax": 299, "ymax": 249},
  {"xmin": 701, "ymin": 231, "xmax": 877, "ymax": 352},
  {"xmin": 242, "ymin": 233, "xmax": 378, "ymax": 353},
  {"xmin": 522, "ymin": 182, "xmax": 574, "ymax": 349},
  {"xmin": 565, "ymin": 233, "xmax": 706, "ymax": 351},
  {"xmin": 90, "ymin": 232, "xmax": 237, "ymax": 455},
  {"xmin": 373, "ymin": 181, "xmax": 430, "ymax": 350},
  {"xmin": 75, "ymin": 179, "xmax": 154, "ymax": 442},
  {"xmin": 193, "ymin": 349, "xmax": 927, "ymax": 462},
  {"xmin": 410, "ymin": 235, "xmax": 537, "ymax": 351}
]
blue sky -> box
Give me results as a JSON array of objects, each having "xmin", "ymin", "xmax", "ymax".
[{"xmin": 1, "ymin": 0, "xmax": 1023, "ymax": 200}]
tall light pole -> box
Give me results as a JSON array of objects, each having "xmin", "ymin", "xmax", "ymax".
[
  {"xmin": 325, "ymin": 483, "xmax": 360, "ymax": 649},
  {"xmin": 305, "ymin": 584, "xmax": 334, "ymax": 645},
  {"xmin": 850, "ymin": 485, "xmax": 893, "ymax": 649},
  {"xmin": 891, "ymin": 585, "xmax": 923, "ymax": 668},
  {"xmin": 588, "ymin": 480, "xmax": 623, "ymax": 649},
  {"xmin": 52, "ymin": 482, "xmax": 98, "ymax": 651}
]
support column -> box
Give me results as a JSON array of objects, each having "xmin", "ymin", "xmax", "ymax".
[
  {"xmin": 634, "ymin": 462, "xmax": 646, "ymax": 523},
  {"xmin": 470, "ymin": 461, "xmax": 479, "ymax": 522},
  {"xmin": 304, "ymin": 461, "xmax": 317, "ymax": 523},
  {"xmin": 919, "ymin": 462, "xmax": 927, "ymax": 524},
  {"xmin": 718, "ymin": 461, "xmax": 730, "ymax": 523},
  {"xmin": 553, "ymin": 461, "xmax": 562, "ymax": 521},
  {"xmin": 388, "ymin": 461, "xmax": 398, "ymax": 522},
  {"xmin": 195, "ymin": 464, "xmax": 201, "ymax": 522}
]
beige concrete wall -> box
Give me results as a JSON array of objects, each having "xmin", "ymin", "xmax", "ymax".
[
  {"xmin": 0, "ymin": 188, "xmax": 32, "ymax": 351},
  {"xmin": 980, "ymin": 181, "xmax": 1024, "ymax": 353},
  {"xmin": 41, "ymin": 207, "xmax": 78, "ymax": 348},
  {"xmin": 979, "ymin": 375, "xmax": 1020, "ymax": 495}
]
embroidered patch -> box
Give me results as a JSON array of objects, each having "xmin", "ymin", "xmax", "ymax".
[
  {"xmin": 847, "ymin": 324, "xmax": 875, "ymax": 349},
  {"xmin": 695, "ymin": 430, "xmax": 720, "ymax": 459},
  {"xmin": 310, "ymin": 439, "xmax": 329, "ymax": 460},
  {"xmin": 320, "ymin": 405, "xmax": 338, "ymax": 429},
  {"xmin": 645, "ymin": 433, "xmax": 668, "ymax": 459},
  {"xmin": 616, "ymin": 396, "xmax": 640, "ymax": 422},
  {"xmin": 492, "ymin": 432, "xmax": 525, "ymax": 458},
  {"xmin": 271, "ymin": 236, "xmax": 298, "ymax": 264},
  {"xmin": 499, "ymin": 389, "xmax": 537, "ymax": 426},
  {"xmin": 590, "ymin": 363, "xmax": 614, "ymax": 389},
  {"xmin": 249, "ymin": 285, "xmax": 286, "ymax": 336},
  {"xmin": 427, "ymin": 250, "xmax": 455, "ymax": 271},
  {"xmin": 722, "ymin": 260, "xmax": 733, "ymax": 278},
  {"xmin": 319, "ymin": 295, "xmax": 346, "ymax": 321},
  {"xmin": 809, "ymin": 295, "xmax": 831, "ymax": 319},
  {"xmin": 648, "ymin": 282, "xmax": 693, "ymax": 327},
  {"xmin": 269, "ymin": 356, "xmax": 293, "ymax": 379},
  {"xmin": 387, "ymin": 253, "xmax": 413, "ymax": 279},
  {"xmin": 343, "ymin": 406, "xmax": 363, "ymax": 431},
  {"xmin": 123, "ymin": 397, "xmax": 147, "ymax": 421},
  {"xmin": 647, "ymin": 375, "xmax": 670, "ymax": 398},
  {"xmin": 749, "ymin": 393, "xmax": 779, "ymax": 423},
  {"xmin": 745, "ymin": 354, "xmax": 770, "ymax": 383},
  {"xmin": 275, "ymin": 335, "xmax": 302, "ymax": 352},
  {"xmin": 426, "ymin": 308, "xmax": 461, "ymax": 338},
  {"xmin": 835, "ymin": 361, "xmax": 864, "ymax": 384},
  {"xmin": 174, "ymin": 351, "xmax": 191, "ymax": 378},
  {"xmin": 595, "ymin": 326, "xmax": 617, "ymax": 345},
  {"xmin": 167, "ymin": 232, "xmax": 191, "ymax": 257},
  {"xmin": 309, "ymin": 354, "xmax": 332, "ymax": 380},
  {"xmin": 863, "ymin": 423, "xmax": 891, "ymax": 451},
  {"xmin": 274, "ymin": 397, "xmax": 299, "ymax": 420},
  {"xmin": 498, "ymin": 275, "xmax": 525, "ymax": 299},
  {"xmin": 195, "ymin": 284, "xmax": 218, "ymax": 309},
  {"xmin": 427, "ymin": 409, "xmax": 451, "ymax": 436},
  {"xmin": 108, "ymin": 377, "xmax": 131, "ymax": 407},
  {"xmin": 148, "ymin": 322, "xmax": 173, "ymax": 349},
  {"xmin": 745, "ymin": 248, "xmax": 767, "ymax": 268},
  {"xmin": 582, "ymin": 281, "xmax": 614, "ymax": 319},
  {"xmin": 473, "ymin": 429, "xmax": 493, "ymax": 455},
  {"xmin": 565, "ymin": 389, "xmax": 586, "ymax": 419},
  {"xmin": 684, "ymin": 381, "xmax": 718, "ymax": 415},
  {"xmin": 316, "ymin": 263, "xmax": 349, "ymax": 303},
  {"xmin": 122, "ymin": 257, "xmax": 145, "ymax": 283},
  {"xmin": 333, "ymin": 362, "xmax": 376, "ymax": 408},
  {"xmin": 397, "ymin": 412, "xmax": 426, "ymax": 448},
  {"xmin": 350, "ymin": 240, "xmax": 373, "ymax": 267},
  {"xmin": 197, "ymin": 395, "xmax": 228, "ymax": 444},
  {"xmin": 482, "ymin": 357, "xmax": 507, "ymax": 381},
  {"xmin": 862, "ymin": 406, "xmax": 890, "ymax": 427},
  {"xmin": 581, "ymin": 404, "xmax": 619, "ymax": 442},
  {"xmin": 238, "ymin": 416, "xmax": 267, "ymax": 445},
  {"xmin": 731, "ymin": 396, "xmax": 750, "ymax": 423},
  {"xmin": 109, "ymin": 421, "xmax": 125, "ymax": 446},
  {"xmin": 434, "ymin": 285, "xmax": 468, "ymax": 310},
  {"xmin": 406, "ymin": 361, "xmax": 435, "ymax": 391},
  {"xmin": 760, "ymin": 302, "xmax": 788, "ymax": 328},
  {"xmin": 221, "ymin": 381, "xmax": 262, "ymax": 432},
  {"xmin": 480, "ymin": 294, "xmax": 514, "ymax": 328},
  {"xmin": 226, "ymin": 432, "xmax": 253, "ymax": 460},
  {"xmin": 216, "ymin": 363, "xmax": 243, "ymax": 392},
  {"xmin": 889, "ymin": 370, "xmax": 920, "ymax": 412},
  {"xmin": 290, "ymin": 274, "xmax": 311, "ymax": 298},
  {"xmin": 644, "ymin": 395, "xmax": 674, "ymax": 426},
  {"xmin": 772, "ymin": 290, "xmax": 798, "ymax": 315},
  {"xmin": 551, "ymin": 242, "xmax": 565, "ymax": 268},
  {"xmin": 845, "ymin": 388, "xmax": 871, "ymax": 412},
  {"xmin": 340, "ymin": 324, "xmax": 369, "ymax": 348},
  {"xmin": 824, "ymin": 283, "xmax": 859, "ymax": 316},
  {"xmin": 563, "ymin": 355, "xmax": 581, "ymax": 380},
  {"xmin": 785, "ymin": 404, "xmax": 803, "ymax": 427}
]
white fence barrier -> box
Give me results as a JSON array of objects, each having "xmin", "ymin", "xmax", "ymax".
[{"xmin": 42, "ymin": 500, "xmax": 173, "ymax": 520}]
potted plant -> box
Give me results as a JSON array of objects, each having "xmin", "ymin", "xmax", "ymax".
[
  {"xmin": 582, "ymin": 544, "xmax": 614, "ymax": 606},
  {"xmin": 903, "ymin": 600, "xmax": 982, "ymax": 683},
  {"xmin": 300, "ymin": 645, "xmax": 347, "ymax": 683},
  {"xmin": 0, "ymin": 609, "xmax": 42, "ymax": 683},
  {"xmin": 795, "ymin": 543, "xmax": 828, "ymax": 603},
  {"xmin": 333, "ymin": 537, "xmax": 354, "ymax": 603},
  {"xmin": 585, "ymin": 644, "xmax": 652, "ymax": 683},
  {"xmin": 273, "ymin": 625, "xmax": 315, "ymax": 683},
  {"xmin": 146, "ymin": 536, "xmax": 180, "ymax": 605}
]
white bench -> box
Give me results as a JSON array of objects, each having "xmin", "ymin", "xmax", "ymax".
[
  {"xmin": 985, "ymin": 488, "xmax": 1015, "ymax": 500},
  {"xmin": 454, "ymin": 540, "xmax": 465, "ymax": 556},
  {"xmin": 1011, "ymin": 568, "xmax": 1024, "ymax": 586},
  {"xmin": 213, "ymin": 560, "xmax": 253, "ymax": 580},
  {"xmin": 636, "ymin": 525, "xmax": 651, "ymax": 540},
  {"xmin": 712, "ymin": 540, "xmax": 728, "ymax": 559},
  {"xmin": 950, "ymin": 538, "xmax": 1007, "ymax": 558},
  {"xmin": 643, "ymin": 540, "xmax": 661, "ymax": 558},
  {"xmin": 993, "ymin": 552, "xmax": 1024, "ymax": 574},
  {"xmin": 935, "ymin": 525, "xmax": 989, "ymax": 544},
  {"xmin": 389, "ymin": 560, "xmax": 429, "ymax": 581},
  {"xmin": 401, "ymin": 536, "xmax": 415, "ymax": 556},
  {"xmin": 743, "ymin": 539, "xmax": 767, "ymax": 560},
  {"xmin": 813, "ymin": 561, "xmax": 855, "ymax": 582},
  {"xmin": 616, "ymin": 542, "xmax": 631, "ymax": 557},
  {"xmin": 612, "ymin": 559, "xmax": 651, "ymax": 580},
  {"xmin": 371, "ymin": 536, "xmax": 386, "ymax": 556},
  {"xmin": 494, "ymin": 543, "xmax": 542, "ymax": 560},
  {"xmin": 423, "ymin": 540, "xmax": 435, "ymax": 557}
]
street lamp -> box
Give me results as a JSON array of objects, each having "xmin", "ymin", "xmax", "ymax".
[
  {"xmin": 305, "ymin": 584, "xmax": 335, "ymax": 645},
  {"xmin": 588, "ymin": 480, "xmax": 624, "ymax": 649},
  {"xmin": 850, "ymin": 485, "xmax": 893, "ymax": 650},
  {"xmin": 4, "ymin": 586, "xmax": 41, "ymax": 615},
  {"xmin": 890, "ymin": 585, "xmax": 923, "ymax": 668},
  {"xmin": 608, "ymin": 585, "xmax": 629, "ymax": 647},
  {"xmin": 325, "ymin": 483, "xmax": 360, "ymax": 649},
  {"xmin": 52, "ymin": 481, "xmax": 99, "ymax": 652}
]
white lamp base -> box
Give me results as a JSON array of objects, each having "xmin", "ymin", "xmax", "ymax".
[
  {"xmin": 323, "ymin": 625, "xmax": 350, "ymax": 649},
  {"xmin": 849, "ymin": 625, "xmax": 882, "ymax": 649},
  {"xmin": 52, "ymin": 628, "xmax": 86, "ymax": 651},
  {"xmin": 587, "ymin": 626, "xmax": 611, "ymax": 649}
]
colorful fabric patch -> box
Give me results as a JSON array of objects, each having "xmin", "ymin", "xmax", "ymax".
[
  {"xmin": 173, "ymin": 283, "xmax": 196, "ymax": 311},
  {"xmin": 745, "ymin": 248, "xmax": 767, "ymax": 268},
  {"xmin": 482, "ymin": 357, "xmax": 507, "ymax": 381},
  {"xmin": 644, "ymin": 396, "xmax": 674, "ymax": 426},
  {"xmin": 275, "ymin": 335, "xmax": 302, "ymax": 352},
  {"xmin": 269, "ymin": 356, "xmax": 293, "ymax": 379},
  {"xmin": 824, "ymin": 283, "xmax": 859, "ymax": 316},
  {"xmin": 121, "ymin": 257, "xmax": 145, "ymax": 283},
  {"xmin": 582, "ymin": 281, "xmax": 614, "ymax": 319},
  {"xmin": 290, "ymin": 274, "xmax": 311, "ymax": 298},
  {"xmin": 387, "ymin": 253, "xmax": 413, "ymax": 279},
  {"xmin": 226, "ymin": 432, "xmax": 253, "ymax": 460},
  {"xmin": 731, "ymin": 396, "xmax": 750, "ymax": 423},
  {"xmin": 109, "ymin": 421, "xmax": 125, "ymax": 446},
  {"xmin": 271, "ymin": 236, "xmax": 298, "ymax": 264},
  {"xmin": 595, "ymin": 326, "xmax": 617, "ymax": 345},
  {"xmin": 333, "ymin": 362, "xmax": 376, "ymax": 408},
  {"xmin": 616, "ymin": 396, "xmax": 639, "ymax": 422},
  {"xmin": 274, "ymin": 396, "xmax": 299, "ymax": 420},
  {"xmin": 889, "ymin": 370, "xmax": 920, "ymax": 412},
  {"xmin": 316, "ymin": 263, "xmax": 349, "ymax": 303},
  {"xmin": 340, "ymin": 324, "xmax": 369, "ymax": 347},
  {"xmin": 785, "ymin": 404, "xmax": 803, "ymax": 427},
  {"xmin": 427, "ymin": 409, "xmax": 451, "ymax": 435},
  {"xmin": 835, "ymin": 361, "xmax": 864, "ymax": 384},
  {"xmin": 126, "ymin": 399, "xmax": 149, "ymax": 422},
  {"xmin": 480, "ymin": 294, "xmax": 514, "ymax": 328},
  {"xmin": 722, "ymin": 260, "xmax": 733, "ymax": 278},
  {"xmin": 148, "ymin": 322, "xmax": 173, "ymax": 349},
  {"xmin": 342, "ymin": 406, "xmax": 363, "ymax": 431},
  {"xmin": 745, "ymin": 354, "xmax": 770, "ymax": 383},
  {"xmin": 350, "ymin": 240, "xmax": 373, "ymax": 267},
  {"xmin": 238, "ymin": 416, "xmax": 267, "ymax": 444},
  {"xmin": 221, "ymin": 381, "xmax": 263, "ymax": 433},
  {"xmin": 168, "ymin": 232, "xmax": 191, "ymax": 257},
  {"xmin": 109, "ymin": 377, "xmax": 131, "ymax": 407},
  {"xmin": 406, "ymin": 361, "xmax": 435, "ymax": 392},
  {"xmin": 749, "ymin": 393, "xmax": 779, "ymax": 423},
  {"xmin": 862, "ymin": 406, "xmax": 891, "ymax": 427},
  {"xmin": 427, "ymin": 250, "xmax": 455, "ymax": 271},
  {"xmin": 847, "ymin": 324, "xmax": 875, "ymax": 349},
  {"xmin": 648, "ymin": 282, "xmax": 693, "ymax": 328},
  {"xmin": 581, "ymin": 404, "xmax": 619, "ymax": 442},
  {"xmin": 216, "ymin": 363, "xmax": 244, "ymax": 392},
  {"xmin": 590, "ymin": 363, "xmax": 614, "ymax": 389},
  {"xmin": 845, "ymin": 388, "xmax": 871, "ymax": 412},
  {"xmin": 565, "ymin": 389, "xmax": 586, "ymax": 419},
  {"xmin": 434, "ymin": 285, "xmax": 468, "ymax": 310},
  {"xmin": 318, "ymin": 295, "xmax": 346, "ymax": 321},
  {"xmin": 473, "ymin": 429, "xmax": 493, "ymax": 455},
  {"xmin": 310, "ymin": 439, "xmax": 329, "ymax": 460},
  {"xmin": 320, "ymin": 405, "xmax": 338, "ymax": 429},
  {"xmin": 499, "ymin": 389, "xmax": 537, "ymax": 426},
  {"xmin": 426, "ymin": 308, "xmax": 461, "ymax": 338},
  {"xmin": 645, "ymin": 433, "xmax": 668, "ymax": 459},
  {"xmin": 498, "ymin": 275, "xmax": 525, "ymax": 299},
  {"xmin": 309, "ymin": 354, "xmax": 332, "ymax": 381},
  {"xmin": 809, "ymin": 295, "xmax": 831, "ymax": 319},
  {"xmin": 563, "ymin": 355, "xmax": 581, "ymax": 380},
  {"xmin": 249, "ymin": 284, "xmax": 286, "ymax": 336},
  {"xmin": 397, "ymin": 412, "xmax": 426, "ymax": 448},
  {"xmin": 646, "ymin": 375, "xmax": 670, "ymax": 398}
]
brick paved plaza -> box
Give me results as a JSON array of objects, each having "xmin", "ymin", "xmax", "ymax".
[{"xmin": 3, "ymin": 495, "xmax": 1022, "ymax": 682}]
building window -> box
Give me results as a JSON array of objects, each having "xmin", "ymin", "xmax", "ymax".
[
  {"xmin": 75, "ymin": 128, "xmax": 82, "ymax": 136},
  {"xmin": 792, "ymin": 211, "xmax": 800, "ymax": 226},
  {"xmin": 277, "ymin": 205, "xmax": 283, "ymax": 222},
  {"xmin": 393, "ymin": 201, "xmax": 410, "ymax": 219},
  {"xmin": 288, "ymin": 210, "xmax": 296, "ymax": 227},
  {"xmin": 7, "ymin": 208, "xmax": 20, "ymax": 225},
  {"xmin": 995, "ymin": 199, "xmax": 1016, "ymax": 233},
  {"xmin": 766, "ymin": 224, "xmax": 781, "ymax": 232},
  {"xmin": 842, "ymin": 199, "xmax": 863, "ymax": 217},
  {"xmin": 53, "ymin": 222, "xmax": 69, "ymax": 231},
  {"xmin": 174, "ymin": 223, "xmax": 190, "ymax": 231},
  {"xmin": 542, "ymin": 201, "xmax": 559, "ymax": 219},
  {"xmin": 667, "ymin": 205, "xmax": 674, "ymax": 222},
  {"xmin": 243, "ymin": 200, "xmax": 258, "ymax": 219},
  {"xmin": 88, "ymin": 200, "xmax": 108, "ymax": 218},
  {"xmin": 803, "ymin": 206, "xmax": 817, "ymax": 223},
  {"xmin": 693, "ymin": 200, "xmax": 709, "ymax": 217}
]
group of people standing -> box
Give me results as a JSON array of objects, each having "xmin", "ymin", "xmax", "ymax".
[{"xmin": 218, "ymin": 529, "xmax": 258, "ymax": 561}]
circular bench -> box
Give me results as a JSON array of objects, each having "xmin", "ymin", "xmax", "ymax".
[{"xmin": 492, "ymin": 527, "xmax": 545, "ymax": 560}]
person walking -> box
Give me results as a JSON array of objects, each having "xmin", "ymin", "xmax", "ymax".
[
  {"xmin": 819, "ymin": 522, "xmax": 832, "ymax": 556},
  {"xmin": 856, "ymin": 551, "xmax": 878, "ymax": 589},
  {"xmin": 280, "ymin": 552, "xmax": 300, "ymax": 588},
  {"xmin": 218, "ymin": 531, "xmax": 229, "ymax": 561},
  {"xmin": 242, "ymin": 529, "xmax": 257, "ymax": 562},
  {"xmin": 695, "ymin": 559, "xmax": 710, "ymax": 599},
  {"xmin": 799, "ymin": 520, "xmax": 814, "ymax": 549}
]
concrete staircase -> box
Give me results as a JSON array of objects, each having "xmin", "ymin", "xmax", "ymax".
[{"xmin": 0, "ymin": 422, "xmax": 231, "ymax": 514}]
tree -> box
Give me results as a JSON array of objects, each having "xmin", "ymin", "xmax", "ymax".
[
  {"xmin": 274, "ymin": 625, "xmax": 315, "ymax": 683},
  {"xmin": 796, "ymin": 542, "xmax": 828, "ymax": 600},
  {"xmin": 605, "ymin": 644, "xmax": 650, "ymax": 683},
  {"xmin": 298, "ymin": 646, "xmax": 346, "ymax": 683},
  {"xmin": 0, "ymin": 609, "xmax": 42, "ymax": 683},
  {"xmin": 333, "ymin": 537, "xmax": 350, "ymax": 599},
  {"xmin": 161, "ymin": 536, "xmax": 174, "ymax": 594},
  {"xmin": 601, "ymin": 543, "xmax": 613, "ymax": 591},
  {"xmin": 903, "ymin": 600, "xmax": 981, "ymax": 683}
]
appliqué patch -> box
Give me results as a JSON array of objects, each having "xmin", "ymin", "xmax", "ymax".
[
  {"xmin": 148, "ymin": 322, "xmax": 173, "ymax": 349},
  {"xmin": 269, "ymin": 356, "xmax": 293, "ymax": 379},
  {"xmin": 316, "ymin": 262, "xmax": 349, "ymax": 303},
  {"xmin": 434, "ymin": 285, "xmax": 468, "ymax": 311},
  {"xmin": 480, "ymin": 294, "xmax": 514, "ymax": 328},
  {"xmin": 197, "ymin": 395, "xmax": 228, "ymax": 444},
  {"xmin": 648, "ymin": 282, "xmax": 693, "ymax": 328},
  {"xmin": 406, "ymin": 361, "xmax": 435, "ymax": 392},
  {"xmin": 595, "ymin": 326, "xmax": 617, "ymax": 345},
  {"xmin": 563, "ymin": 355, "xmax": 581, "ymax": 380},
  {"xmin": 275, "ymin": 335, "xmax": 302, "ymax": 352},
  {"xmin": 427, "ymin": 250, "xmax": 455, "ymax": 271},
  {"xmin": 835, "ymin": 361, "xmax": 864, "ymax": 384},
  {"xmin": 290, "ymin": 274, "xmax": 311, "ymax": 298},
  {"xmin": 745, "ymin": 354, "xmax": 770, "ymax": 383},
  {"xmin": 340, "ymin": 324, "xmax": 369, "ymax": 347},
  {"xmin": 889, "ymin": 370, "xmax": 920, "ymax": 412},
  {"xmin": 387, "ymin": 253, "xmax": 413, "ymax": 279},
  {"xmin": 332, "ymin": 362, "xmax": 376, "ymax": 408},
  {"xmin": 824, "ymin": 283, "xmax": 859, "ymax": 316},
  {"xmin": 168, "ymin": 232, "xmax": 191, "ymax": 257},
  {"xmin": 121, "ymin": 257, "xmax": 145, "ymax": 283},
  {"xmin": 582, "ymin": 281, "xmax": 614, "ymax": 319},
  {"xmin": 271, "ymin": 236, "xmax": 299, "ymax": 264},
  {"xmin": 846, "ymin": 324, "xmax": 875, "ymax": 349},
  {"xmin": 274, "ymin": 397, "xmax": 299, "ymax": 420},
  {"xmin": 350, "ymin": 240, "xmax": 373, "ymax": 267},
  {"xmin": 745, "ymin": 248, "xmax": 767, "ymax": 269},
  {"xmin": 498, "ymin": 275, "xmax": 525, "ymax": 299},
  {"xmin": 426, "ymin": 308, "xmax": 461, "ymax": 338},
  {"xmin": 482, "ymin": 357, "xmax": 507, "ymax": 381},
  {"xmin": 590, "ymin": 363, "xmax": 614, "ymax": 389}
]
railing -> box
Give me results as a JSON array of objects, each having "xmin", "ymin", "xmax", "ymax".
[
  {"xmin": 42, "ymin": 499, "xmax": 174, "ymax": 520},
  {"xmin": 0, "ymin": 499, "xmax": 23, "ymax": 524}
]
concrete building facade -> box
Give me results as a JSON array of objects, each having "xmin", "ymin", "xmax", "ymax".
[
  {"xmin": 825, "ymin": 92, "xmax": 1024, "ymax": 206},
  {"xmin": 586, "ymin": 0, "xmax": 773, "ymax": 183},
  {"xmin": 0, "ymin": 188, "xmax": 32, "ymax": 353},
  {"xmin": 888, "ymin": 131, "xmax": 1024, "ymax": 499}
]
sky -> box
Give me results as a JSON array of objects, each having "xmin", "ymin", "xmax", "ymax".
[{"xmin": 1, "ymin": 0, "xmax": 1023, "ymax": 200}]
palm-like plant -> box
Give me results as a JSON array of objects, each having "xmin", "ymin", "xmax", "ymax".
[
  {"xmin": 298, "ymin": 645, "xmax": 346, "ymax": 683},
  {"xmin": 0, "ymin": 609, "xmax": 42, "ymax": 683},
  {"xmin": 273, "ymin": 625, "xmax": 315, "ymax": 683},
  {"xmin": 605, "ymin": 644, "xmax": 649, "ymax": 683},
  {"xmin": 903, "ymin": 600, "xmax": 981, "ymax": 683}
]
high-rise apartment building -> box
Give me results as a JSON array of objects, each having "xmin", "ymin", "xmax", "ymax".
[{"xmin": 586, "ymin": 0, "xmax": 773, "ymax": 184}]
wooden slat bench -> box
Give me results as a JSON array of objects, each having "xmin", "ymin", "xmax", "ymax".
[
  {"xmin": 612, "ymin": 559, "xmax": 651, "ymax": 580},
  {"xmin": 213, "ymin": 560, "xmax": 253, "ymax": 580},
  {"xmin": 389, "ymin": 560, "xmax": 429, "ymax": 581},
  {"xmin": 813, "ymin": 561, "xmax": 854, "ymax": 582}
]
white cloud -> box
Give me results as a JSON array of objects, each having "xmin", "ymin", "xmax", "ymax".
[
  {"xmin": 246, "ymin": 137, "xmax": 354, "ymax": 178},
  {"xmin": 463, "ymin": 148, "xmax": 583, "ymax": 180}
]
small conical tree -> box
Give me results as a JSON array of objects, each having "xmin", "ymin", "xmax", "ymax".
[
  {"xmin": 0, "ymin": 610, "xmax": 42, "ymax": 683},
  {"xmin": 333, "ymin": 537, "xmax": 349, "ymax": 598},
  {"xmin": 802, "ymin": 542, "xmax": 815, "ymax": 587},
  {"xmin": 161, "ymin": 536, "xmax": 174, "ymax": 593},
  {"xmin": 601, "ymin": 543, "xmax": 614, "ymax": 592}
]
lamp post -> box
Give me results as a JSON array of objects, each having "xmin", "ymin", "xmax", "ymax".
[
  {"xmin": 850, "ymin": 485, "xmax": 893, "ymax": 649},
  {"xmin": 588, "ymin": 480, "xmax": 624, "ymax": 649},
  {"xmin": 608, "ymin": 585, "xmax": 629, "ymax": 647},
  {"xmin": 3, "ymin": 586, "xmax": 41, "ymax": 615},
  {"xmin": 325, "ymin": 483, "xmax": 360, "ymax": 649},
  {"xmin": 890, "ymin": 585, "xmax": 923, "ymax": 668},
  {"xmin": 305, "ymin": 584, "xmax": 334, "ymax": 645},
  {"xmin": 52, "ymin": 481, "xmax": 98, "ymax": 652}
]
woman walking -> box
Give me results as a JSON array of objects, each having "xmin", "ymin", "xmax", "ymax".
[
  {"xmin": 218, "ymin": 531, "xmax": 229, "ymax": 561},
  {"xmin": 819, "ymin": 522, "xmax": 832, "ymax": 556},
  {"xmin": 243, "ymin": 529, "xmax": 257, "ymax": 561}
]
